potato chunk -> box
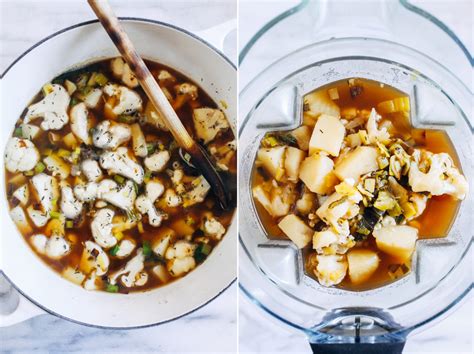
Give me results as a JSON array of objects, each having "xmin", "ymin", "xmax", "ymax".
[
  {"xmin": 373, "ymin": 225, "xmax": 418, "ymax": 261},
  {"xmin": 299, "ymin": 153, "xmax": 337, "ymax": 194},
  {"xmin": 309, "ymin": 114, "xmax": 345, "ymax": 156},
  {"xmin": 257, "ymin": 146, "xmax": 286, "ymax": 181},
  {"xmin": 290, "ymin": 126, "xmax": 311, "ymax": 151},
  {"xmin": 347, "ymin": 249, "xmax": 380, "ymax": 284},
  {"xmin": 334, "ymin": 146, "xmax": 379, "ymax": 182},
  {"xmin": 304, "ymin": 90, "xmax": 340, "ymax": 118},
  {"xmin": 278, "ymin": 214, "xmax": 313, "ymax": 248},
  {"xmin": 284, "ymin": 147, "xmax": 305, "ymax": 182}
]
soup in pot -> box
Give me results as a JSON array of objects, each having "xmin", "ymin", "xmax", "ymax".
[
  {"xmin": 5, "ymin": 57, "xmax": 236, "ymax": 293},
  {"xmin": 252, "ymin": 78, "xmax": 468, "ymax": 291}
]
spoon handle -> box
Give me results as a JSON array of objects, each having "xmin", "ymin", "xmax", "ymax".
[
  {"xmin": 88, "ymin": 0, "xmax": 193, "ymax": 150},
  {"xmin": 87, "ymin": 0, "xmax": 232, "ymax": 209}
]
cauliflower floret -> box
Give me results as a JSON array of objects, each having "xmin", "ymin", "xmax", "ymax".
[
  {"xmin": 4, "ymin": 137, "xmax": 40, "ymax": 173},
  {"xmin": 31, "ymin": 173, "xmax": 59, "ymax": 215},
  {"xmin": 109, "ymin": 250, "xmax": 148, "ymax": 287},
  {"xmin": 30, "ymin": 233, "xmax": 71, "ymax": 260},
  {"xmin": 312, "ymin": 228, "xmax": 354, "ymax": 255},
  {"xmin": 110, "ymin": 57, "xmax": 138, "ymax": 88},
  {"xmin": 135, "ymin": 195, "xmax": 165, "ymax": 227},
  {"xmin": 100, "ymin": 147, "xmax": 144, "ymax": 184},
  {"xmin": 144, "ymin": 150, "xmax": 170, "ymax": 172},
  {"xmin": 74, "ymin": 182, "xmax": 98, "ymax": 202},
  {"xmin": 92, "ymin": 120, "xmax": 131, "ymax": 150},
  {"xmin": 316, "ymin": 184, "xmax": 362, "ymax": 235},
  {"xmin": 12, "ymin": 184, "xmax": 29, "ymax": 206},
  {"xmin": 135, "ymin": 180, "xmax": 166, "ymax": 227},
  {"xmin": 366, "ymin": 108, "xmax": 390, "ymax": 144},
  {"xmin": 409, "ymin": 151, "xmax": 468, "ymax": 200},
  {"xmin": 165, "ymin": 240, "xmax": 196, "ymax": 259},
  {"xmin": 20, "ymin": 123, "xmax": 41, "ymax": 140},
  {"xmin": 203, "ymin": 217, "xmax": 226, "ymax": 240},
  {"xmin": 152, "ymin": 227, "xmax": 175, "ymax": 258},
  {"xmin": 60, "ymin": 185, "xmax": 83, "ymax": 219},
  {"xmin": 100, "ymin": 180, "xmax": 137, "ymax": 211},
  {"xmin": 83, "ymin": 88, "xmax": 103, "ymax": 109},
  {"xmin": 70, "ymin": 103, "xmax": 91, "ymax": 144},
  {"xmin": 26, "ymin": 206, "xmax": 49, "ymax": 227},
  {"xmin": 115, "ymin": 238, "xmax": 136, "ymax": 259},
  {"xmin": 90, "ymin": 208, "xmax": 117, "ymax": 249},
  {"xmin": 167, "ymin": 257, "xmax": 196, "ymax": 277},
  {"xmin": 103, "ymin": 83, "xmax": 142, "ymax": 115},
  {"xmin": 24, "ymin": 84, "xmax": 70, "ymax": 130},
  {"xmin": 163, "ymin": 188, "xmax": 182, "ymax": 207},
  {"xmin": 83, "ymin": 271, "xmax": 100, "ymax": 291},
  {"xmin": 10, "ymin": 206, "xmax": 32, "ymax": 234},
  {"xmin": 164, "ymin": 240, "xmax": 197, "ymax": 277},
  {"xmin": 183, "ymin": 175, "xmax": 211, "ymax": 207},
  {"xmin": 146, "ymin": 180, "xmax": 165, "ymax": 202},
  {"xmin": 80, "ymin": 241, "xmax": 110, "ymax": 276},
  {"xmin": 193, "ymin": 108, "xmax": 229, "ymax": 144},
  {"xmin": 314, "ymin": 254, "xmax": 348, "ymax": 286},
  {"xmin": 176, "ymin": 83, "xmax": 198, "ymax": 99},
  {"xmin": 81, "ymin": 159, "xmax": 102, "ymax": 182}
]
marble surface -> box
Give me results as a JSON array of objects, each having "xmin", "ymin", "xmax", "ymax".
[
  {"xmin": 238, "ymin": 0, "xmax": 472, "ymax": 353},
  {"xmin": 0, "ymin": 0, "xmax": 237, "ymax": 353}
]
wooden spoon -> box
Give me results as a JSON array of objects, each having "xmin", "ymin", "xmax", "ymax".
[{"xmin": 88, "ymin": 0, "xmax": 233, "ymax": 209}]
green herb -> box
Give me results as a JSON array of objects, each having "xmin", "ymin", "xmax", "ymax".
[
  {"xmin": 142, "ymin": 241, "xmax": 152, "ymax": 257},
  {"xmin": 146, "ymin": 143, "xmax": 156, "ymax": 155},
  {"xmin": 23, "ymin": 170, "xmax": 34, "ymax": 176},
  {"xmin": 66, "ymin": 220, "xmax": 74, "ymax": 229},
  {"xmin": 118, "ymin": 115, "xmax": 136, "ymax": 124},
  {"xmin": 133, "ymin": 182, "xmax": 139, "ymax": 195},
  {"xmin": 114, "ymin": 175, "xmax": 125, "ymax": 184},
  {"xmin": 13, "ymin": 127, "xmax": 23, "ymax": 138},
  {"xmin": 34, "ymin": 161, "xmax": 45, "ymax": 174},
  {"xmin": 276, "ymin": 134, "xmax": 297, "ymax": 146},
  {"xmin": 70, "ymin": 97, "xmax": 79, "ymax": 106},
  {"xmin": 106, "ymin": 283, "xmax": 119, "ymax": 293},
  {"xmin": 94, "ymin": 72, "xmax": 109, "ymax": 86},
  {"xmin": 194, "ymin": 243, "xmax": 212, "ymax": 263},
  {"xmin": 50, "ymin": 211, "xmax": 62, "ymax": 219},
  {"xmin": 110, "ymin": 245, "xmax": 120, "ymax": 256}
]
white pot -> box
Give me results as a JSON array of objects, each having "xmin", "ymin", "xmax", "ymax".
[{"xmin": 0, "ymin": 19, "xmax": 236, "ymax": 328}]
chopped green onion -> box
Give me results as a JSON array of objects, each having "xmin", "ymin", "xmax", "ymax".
[
  {"xmin": 137, "ymin": 221, "xmax": 145, "ymax": 234},
  {"xmin": 142, "ymin": 241, "xmax": 152, "ymax": 257},
  {"xmin": 13, "ymin": 127, "xmax": 23, "ymax": 138},
  {"xmin": 118, "ymin": 115, "xmax": 136, "ymax": 123},
  {"xmin": 24, "ymin": 170, "xmax": 34, "ymax": 176},
  {"xmin": 66, "ymin": 220, "xmax": 74, "ymax": 229},
  {"xmin": 133, "ymin": 182, "xmax": 139, "ymax": 195},
  {"xmin": 50, "ymin": 211, "xmax": 62, "ymax": 219},
  {"xmin": 70, "ymin": 97, "xmax": 79, "ymax": 106},
  {"xmin": 42, "ymin": 83, "xmax": 54, "ymax": 96},
  {"xmin": 76, "ymin": 74, "xmax": 89, "ymax": 89},
  {"xmin": 146, "ymin": 143, "xmax": 156, "ymax": 155},
  {"xmin": 87, "ymin": 72, "xmax": 98, "ymax": 86},
  {"xmin": 57, "ymin": 149, "xmax": 71, "ymax": 158},
  {"xmin": 113, "ymin": 231, "xmax": 124, "ymax": 241},
  {"xmin": 110, "ymin": 245, "xmax": 120, "ymax": 256},
  {"xmin": 51, "ymin": 198, "xmax": 58, "ymax": 207},
  {"xmin": 106, "ymin": 283, "xmax": 119, "ymax": 293},
  {"xmin": 34, "ymin": 161, "xmax": 46, "ymax": 174},
  {"xmin": 114, "ymin": 175, "xmax": 125, "ymax": 184},
  {"xmin": 94, "ymin": 73, "xmax": 108, "ymax": 86},
  {"xmin": 194, "ymin": 243, "xmax": 212, "ymax": 262}
]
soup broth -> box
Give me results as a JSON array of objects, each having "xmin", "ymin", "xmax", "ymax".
[
  {"xmin": 5, "ymin": 58, "xmax": 236, "ymax": 293},
  {"xmin": 252, "ymin": 78, "xmax": 467, "ymax": 291}
]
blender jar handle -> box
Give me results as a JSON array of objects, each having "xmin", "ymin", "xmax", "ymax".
[{"xmin": 309, "ymin": 342, "xmax": 405, "ymax": 354}]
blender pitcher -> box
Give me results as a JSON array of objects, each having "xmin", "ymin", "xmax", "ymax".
[{"xmin": 238, "ymin": 0, "xmax": 473, "ymax": 353}]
